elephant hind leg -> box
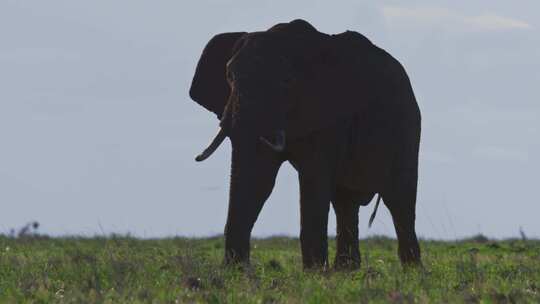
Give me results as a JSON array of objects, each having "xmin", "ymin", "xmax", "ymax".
[
  {"xmin": 299, "ymin": 173, "xmax": 332, "ymax": 270},
  {"xmin": 332, "ymin": 188, "xmax": 373, "ymax": 270},
  {"xmin": 382, "ymin": 177, "xmax": 421, "ymax": 266}
]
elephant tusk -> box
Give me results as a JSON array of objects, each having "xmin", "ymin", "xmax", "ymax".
[
  {"xmin": 195, "ymin": 128, "xmax": 227, "ymax": 162},
  {"xmin": 368, "ymin": 194, "xmax": 382, "ymax": 228},
  {"xmin": 260, "ymin": 130, "xmax": 286, "ymax": 152}
]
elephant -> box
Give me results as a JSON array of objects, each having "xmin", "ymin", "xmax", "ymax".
[{"xmin": 189, "ymin": 19, "xmax": 421, "ymax": 269}]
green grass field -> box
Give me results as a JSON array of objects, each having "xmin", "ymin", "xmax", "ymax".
[{"xmin": 1, "ymin": 233, "xmax": 539, "ymax": 303}]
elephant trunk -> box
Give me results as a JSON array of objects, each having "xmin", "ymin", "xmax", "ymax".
[{"xmin": 224, "ymin": 142, "xmax": 259, "ymax": 263}]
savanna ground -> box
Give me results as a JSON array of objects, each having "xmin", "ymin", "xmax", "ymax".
[{"xmin": 0, "ymin": 225, "xmax": 539, "ymax": 303}]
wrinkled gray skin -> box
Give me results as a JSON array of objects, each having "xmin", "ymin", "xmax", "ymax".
[{"xmin": 189, "ymin": 20, "xmax": 421, "ymax": 270}]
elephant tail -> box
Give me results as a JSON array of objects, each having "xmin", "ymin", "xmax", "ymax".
[{"xmin": 368, "ymin": 194, "xmax": 382, "ymax": 228}]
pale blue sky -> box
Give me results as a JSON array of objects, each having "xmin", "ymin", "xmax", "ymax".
[{"xmin": 1, "ymin": 1, "xmax": 538, "ymax": 239}]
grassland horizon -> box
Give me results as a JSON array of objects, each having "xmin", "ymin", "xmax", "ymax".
[{"xmin": 1, "ymin": 228, "xmax": 539, "ymax": 303}]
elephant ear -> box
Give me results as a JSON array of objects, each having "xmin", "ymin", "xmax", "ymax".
[
  {"xmin": 286, "ymin": 30, "xmax": 380, "ymax": 139},
  {"xmin": 189, "ymin": 32, "xmax": 246, "ymax": 119}
]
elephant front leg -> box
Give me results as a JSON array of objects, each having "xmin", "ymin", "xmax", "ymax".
[
  {"xmin": 332, "ymin": 188, "xmax": 361, "ymax": 270},
  {"xmin": 299, "ymin": 173, "xmax": 332, "ymax": 270}
]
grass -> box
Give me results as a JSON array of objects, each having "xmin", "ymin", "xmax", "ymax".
[{"xmin": 0, "ymin": 232, "xmax": 539, "ymax": 303}]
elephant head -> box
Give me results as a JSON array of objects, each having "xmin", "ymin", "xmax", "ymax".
[{"xmin": 189, "ymin": 19, "xmax": 376, "ymax": 264}]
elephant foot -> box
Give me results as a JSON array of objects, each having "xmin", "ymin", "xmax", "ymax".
[
  {"xmin": 224, "ymin": 251, "xmax": 249, "ymax": 266},
  {"xmin": 224, "ymin": 233, "xmax": 251, "ymax": 266},
  {"xmin": 302, "ymin": 259, "xmax": 329, "ymax": 272},
  {"xmin": 301, "ymin": 243, "xmax": 329, "ymax": 271},
  {"xmin": 334, "ymin": 253, "xmax": 361, "ymax": 271},
  {"xmin": 398, "ymin": 240, "xmax": 422, "ymax": 268},
  {"xmin": 300, "ymin": 235, "xmax": 330, "ymax": 271}
]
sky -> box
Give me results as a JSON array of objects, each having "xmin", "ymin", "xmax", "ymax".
[{"xmin": 0, "ymin": 0, "xmax": 538, "ymax": 239}]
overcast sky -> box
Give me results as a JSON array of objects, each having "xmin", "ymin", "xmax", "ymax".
[{"xmin": 1, "ymin": 0, "xmax": 538, "ymax": 239}]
